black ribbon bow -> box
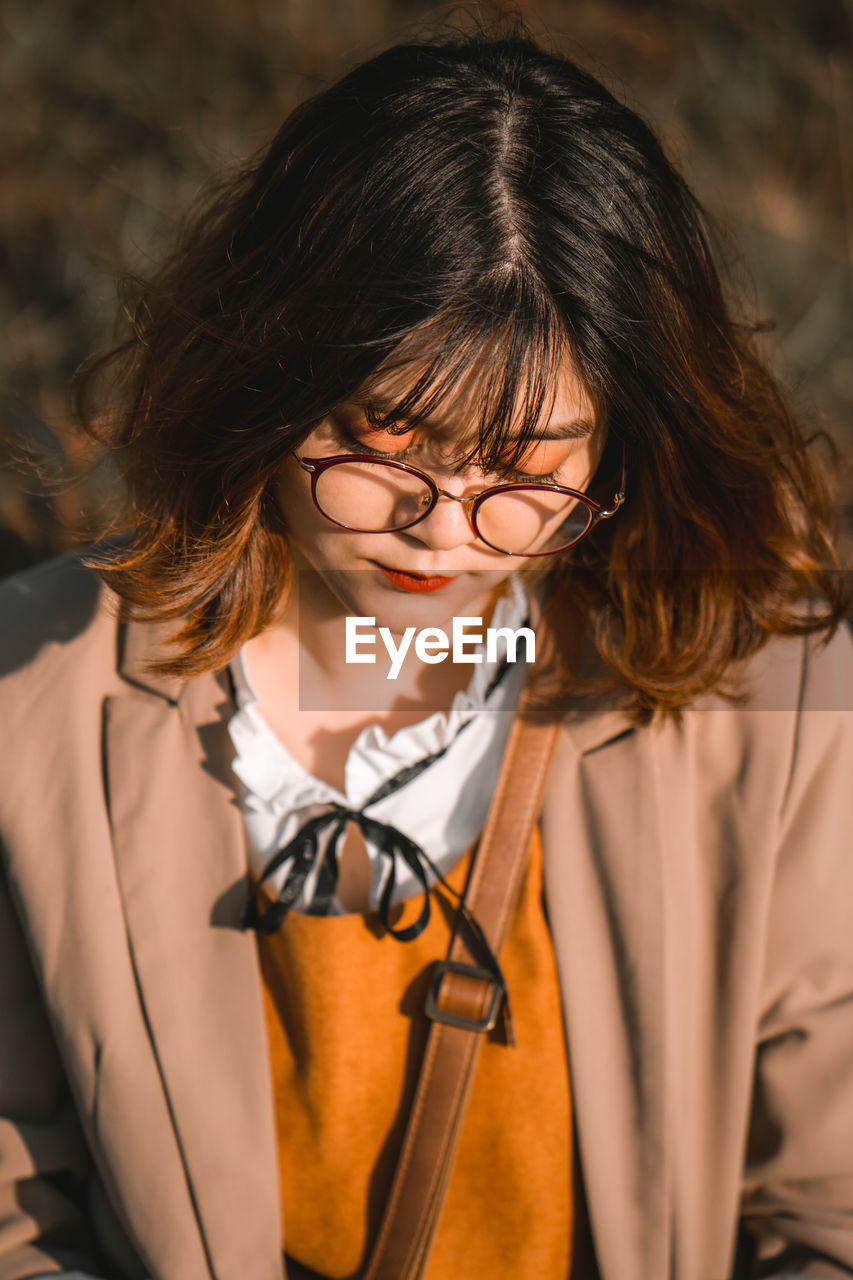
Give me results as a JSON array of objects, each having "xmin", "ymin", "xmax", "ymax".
[
  {"xmin": 242, "ymin": 801, "xmax": 507, "ymax": 1007},
  {"xmin": 243, "ymin": 803, "xmax": 436, "ymax": 938}
]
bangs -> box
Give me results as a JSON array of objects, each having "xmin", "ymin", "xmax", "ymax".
[{"xmin": 350, "ymin": 272, "xmax": 576, "ymax": 473}]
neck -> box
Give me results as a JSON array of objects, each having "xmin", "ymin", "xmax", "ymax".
[{"xmin": 261, "ymin": 557, "xmax": 498, "ymax": 717}]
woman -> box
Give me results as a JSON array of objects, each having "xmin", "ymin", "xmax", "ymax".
[{"xmin": 0, "ymin": 27, "xmax": 851, "ymax": 1280}]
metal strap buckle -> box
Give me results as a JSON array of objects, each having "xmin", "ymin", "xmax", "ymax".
[{"xmin": 424, "ymin": 959, "xmax": 504, "ymax": 1033}]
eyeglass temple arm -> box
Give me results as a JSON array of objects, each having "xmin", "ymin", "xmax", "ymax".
[{"xmin": 597, "ymin": 447, "xmax": 627, "ymax": 519}]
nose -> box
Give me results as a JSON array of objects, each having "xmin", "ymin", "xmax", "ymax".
[{"xmin": 404, "ymin": 483, "xmax": 477, "ymax": 552}]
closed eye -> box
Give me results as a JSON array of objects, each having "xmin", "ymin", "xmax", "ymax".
[
  {"xmin": 344, "ymin": 435, "xmax": 566, "ymax": 486},
  {"xmin": 495, "ymin": 465, "xmax": 563, "ymax": 486},
  {"xmin": 330, "ymin": 416, "xmax": 418, "ymax": 459},
  {"xmin": 330, "ymin": 416, "xmax": 570, "ymax": 486},
  {"xmin": 341, "ymin": 431, "xmax": 417, "ymax": 462}
]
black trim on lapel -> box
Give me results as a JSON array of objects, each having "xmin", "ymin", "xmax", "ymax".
[{"xmin": 117, "ymin": 611, "xmax": 185, "ymax": 703}]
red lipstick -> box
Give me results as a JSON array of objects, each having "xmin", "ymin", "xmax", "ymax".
[{"xmin": 379, "ymin": 566, "xmax": 457, "ymax": 593}]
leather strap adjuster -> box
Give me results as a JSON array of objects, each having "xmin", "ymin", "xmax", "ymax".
[{"xmin": 424, "ymin": 958, "xmax": 504, "ymax": 1033}]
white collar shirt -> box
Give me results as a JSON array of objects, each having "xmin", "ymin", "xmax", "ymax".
[{"xmin": 226, "ymin": 577, "xmax": 531, "ymax": 914}]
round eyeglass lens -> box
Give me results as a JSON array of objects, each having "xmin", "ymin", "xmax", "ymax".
[
  {"xmin": 474, "ymin": 487, "xmax": 593, "ymax": 555},
  {"xmin": 313, "ymin": 459, "xmax": 433, "ymax": 531}
]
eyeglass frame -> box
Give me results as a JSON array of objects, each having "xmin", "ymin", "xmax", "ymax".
[{"xmin": 293, "ymin": 447, "xmax": 627, "ymax": 557}]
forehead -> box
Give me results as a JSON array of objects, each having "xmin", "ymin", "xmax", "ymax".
[{"xmin": 354, "ymin": 359, "xmax": 597, "ymax": 443}]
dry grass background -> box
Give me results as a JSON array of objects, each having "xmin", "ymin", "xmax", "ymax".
[{"xmin": 1, "ymin": 0, "xmax": 851, "ymax": 580}]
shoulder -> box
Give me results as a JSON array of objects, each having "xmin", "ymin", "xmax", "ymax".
[
  {"xmin": 543, "ymin": 623, "xmax": 853, "ymax": 949},
  {"xmin": 719, "ymin": 618, "xmax": 853, "ymax": 715},
  {"xmin": 684, "ymin": 622, "xmax": 853, "ymax": 795},
  {"xmin": 0, "ymin": 548, "xmax": 122, "ymax": 726},
  {"xmin": 554, "ymin": 620, "xmax": 853, "ymax": 807}
]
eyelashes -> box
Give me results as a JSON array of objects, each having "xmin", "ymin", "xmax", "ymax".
[
  {"xmin": 335, "ymin": 421, "xmax": 415, "ymax": 459},
  {"xmin": 499, "ymin": 464, "xmax": 563, "ymax": 485},
  {"xmin": 363, "ymin": 407, "xmax": 413, "ymax": 436},
  {"xmin": 333, "ymin": 413, "xmax": 417, "ymax": 455}
]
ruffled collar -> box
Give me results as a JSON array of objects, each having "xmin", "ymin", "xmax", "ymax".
[{"xmin": 228, "ymin": 574, "xmax": 531, "ymax": 812}]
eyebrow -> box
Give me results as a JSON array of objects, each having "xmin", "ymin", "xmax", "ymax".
[
  {"xmin": 352, "ymin": 397, "xmax": 596, "ymax": 441},
  {"xmin": 523, "ymin": 420, "xmax": 596, "ymax": 441}
]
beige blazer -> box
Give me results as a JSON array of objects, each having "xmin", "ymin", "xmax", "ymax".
[{"xmin": 1, "ymin": 552, "xmax": 852, "ymax": 1280}]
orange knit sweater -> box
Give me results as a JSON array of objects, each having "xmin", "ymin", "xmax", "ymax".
[{"xmin": 257, "ymin": 825, "xmax": 572, "ymax": 1279}]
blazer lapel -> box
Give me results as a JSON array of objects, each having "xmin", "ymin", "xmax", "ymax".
[
  {"xmin": 105, "ymin": 620, "xmax": 283, "ymax": 1280},
  {"xmin": 542, "ymin": 712, "xmax": 671, "ymax": 1280}
]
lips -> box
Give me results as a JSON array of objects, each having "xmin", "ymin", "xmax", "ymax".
[{"xmin": 378, "ymin": 566, "xmax": 458, "ymax": 593}]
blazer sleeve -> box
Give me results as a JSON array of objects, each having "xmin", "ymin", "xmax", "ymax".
[
  {"xmin": 0, "ymin": 856, "xmax": 114, "ymax": 1280},
  {"xmin": 739, "ymin": 624, "xmax": 853, "ymax": 1279}
]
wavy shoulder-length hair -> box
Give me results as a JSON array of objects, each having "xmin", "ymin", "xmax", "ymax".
[{"xmin": 79, "ymin": 28, "xmax": 845, "ymax": 720}]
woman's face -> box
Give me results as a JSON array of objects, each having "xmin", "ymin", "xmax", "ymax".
[{"xmin": 276, "ymin": 363, "xmax": 604, "ymax": 634}]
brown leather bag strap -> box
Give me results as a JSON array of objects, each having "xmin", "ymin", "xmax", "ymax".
[{"xmin": 363, "ymin": 701, "xmax": 560, "ymax": 1280}]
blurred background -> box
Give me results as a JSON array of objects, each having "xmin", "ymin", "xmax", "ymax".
[{"xmin": 1, "ymin": 0, "xmax": 851, "ymax": 580}]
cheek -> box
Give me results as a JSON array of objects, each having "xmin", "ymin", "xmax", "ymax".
[
  {"xmin": 276, "ymin": 461, "xmax": 321, "ymax": 533},
  {"xmin": 276, "ymin": 466, "xmax": 367, "ymax": 578}
]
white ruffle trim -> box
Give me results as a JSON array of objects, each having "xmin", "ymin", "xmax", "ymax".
[{"xmin": 227, "ymin": 574, "xmax": 530, "ymax": 813}]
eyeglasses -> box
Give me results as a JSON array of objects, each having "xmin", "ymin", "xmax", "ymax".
[{"xmin": 294, "ymin": 449, "xmax": 626, "ymax": 556}]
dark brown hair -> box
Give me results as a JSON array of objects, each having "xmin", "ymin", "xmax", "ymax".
[{"xmin": 79, "ymin": 28, "xmax": 845, "ymax": 719}]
